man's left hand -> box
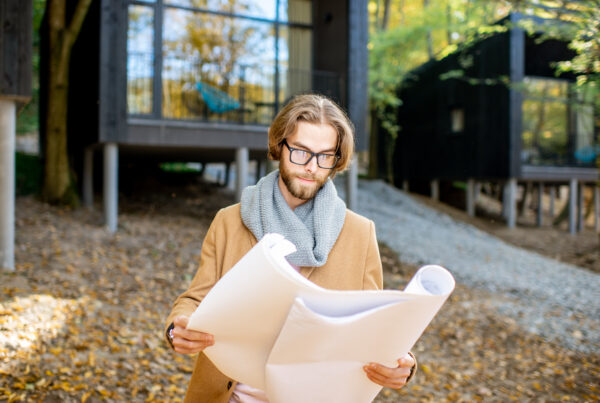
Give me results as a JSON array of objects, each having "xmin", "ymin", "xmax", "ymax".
[{"xmin": 363, "ymin": 352, "xmax": 415, "ymax": 390}]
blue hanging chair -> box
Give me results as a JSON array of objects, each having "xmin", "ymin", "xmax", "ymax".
[
  {"xmin": 196, "ymin": 82, "xmax": 240, "ymax": 114},
  {"xmin": 574, "ymin": 145, "xmax": 600, "ymax": 163}
]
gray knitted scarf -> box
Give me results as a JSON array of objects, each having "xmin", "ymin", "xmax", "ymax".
[{"xmin": 240, "ymin": 170, "xmax": 346, "ymax": 267}]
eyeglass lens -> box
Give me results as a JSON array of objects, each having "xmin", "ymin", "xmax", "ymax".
[{"xmin": 290, "ymin": 149, "xmax": 337, "ymax": 168}]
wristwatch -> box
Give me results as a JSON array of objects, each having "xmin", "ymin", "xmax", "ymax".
[
  {"xmin": 406, "ymin": 351, "xmax": 417, "ymax": 383},
  {"xmin": 166, "ymin": 323, "xmax": 175, "ymax": 348}
]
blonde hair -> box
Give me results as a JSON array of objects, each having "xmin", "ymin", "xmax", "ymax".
[{"xmin": 268, "ymin": 94, "xmax": 355, "ymax": 177}]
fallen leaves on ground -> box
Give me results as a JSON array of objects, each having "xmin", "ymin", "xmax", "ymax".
[{"xmin": 1, "ymin": 182, "xmax": 598, "ymax": 402}]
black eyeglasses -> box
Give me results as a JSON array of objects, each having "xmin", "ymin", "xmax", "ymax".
[{"xmin": 282, "ymin": 139, "xmax": 339, "ymax": 169}]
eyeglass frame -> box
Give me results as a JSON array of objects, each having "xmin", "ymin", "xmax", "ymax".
[{"xmin": 281, "ymin": 139, "xmax": 340, "ymax": 170}]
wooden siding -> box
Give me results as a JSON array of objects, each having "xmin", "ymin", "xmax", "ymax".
[
  {"xmin": 126, "ymin": 119, "xmax": 267, "ymax": 150},
  {"xmin": 98, "ymin": 0, "xmax": 127, "ymax": 144},
  {"xmin": 394, "ymin": 31, "xmax": 512, "ymax": 184},
  {"xmin": 347, "ymin": 0, "xmax": 369, "ymax": 151},
  {"xmin": 0, "ymin": 0, "xmax": 32, "ymax": 100},
  {"xmin": 313, "ymin": 1, "xmax": 348, "ymax": 108}
]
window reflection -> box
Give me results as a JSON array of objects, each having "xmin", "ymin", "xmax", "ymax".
[
  {"xmin": 162, "ymin": 9, "xmax": 276, "ymax": 123},
  {"xmin": 126, "ymin": 0, "xmax": 320, "ymax": 124},
  {"xmin": 164, "ymin": 0, "xmax": 277, "ymax": 21},
  {"xmin": 521, "ymin": 77, "xmax": 597, "ymax": 167},
  {"xmin": 127, "ymin": 5, "xmax": 154, "ymax": 115},
  {"xmin": 279, "ymin": 26, "xmax": 313, "ymax": 102}
]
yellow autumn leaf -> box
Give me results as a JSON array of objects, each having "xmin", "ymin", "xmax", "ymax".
[
  {"xmin": 81, "ymin": 391, "xmax": 92, "ymax": 403},
  {"xmin": 88, "ymin": 351, "xmax": 95, "ymax": 366}
]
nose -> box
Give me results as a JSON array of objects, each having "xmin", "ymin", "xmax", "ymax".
[{"xmin": 304, "ymin": 155, "xmax": 318, "ymax": 174}]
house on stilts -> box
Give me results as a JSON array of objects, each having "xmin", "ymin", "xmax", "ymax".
[
  {"xmin": 387, "ymin": 12, "xmax": 599, "ymax": 233},
  {"xmin": 54, "ymin": 0, "xmax": 369, "ymax": 231}
]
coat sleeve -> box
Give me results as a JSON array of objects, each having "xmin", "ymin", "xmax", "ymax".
[
  {"xmin": 362, "ymin": 220, "xmax": 383, "ymax": 291},
  {"xmin": 164, "ymin": 208, "xmax": 224, "ymax": 344}
]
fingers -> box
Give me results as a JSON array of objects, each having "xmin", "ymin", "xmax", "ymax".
[
  {"xmin": 172, "ymin": 336, "xmax": 213, "ymax": 354},
  {"xmin": 397, "ymin": 352, "xmax": 415, "ymax": 369},
  {"xmin": 171, "ymin": 315, "xmax": 215, "ymax": 354},
  {"xmin": 173, "ymin": 315, "xmax": 190, "ymax": 328},
  {"xmin": 363, "ymin": 362, "xmax": 412, "ymax": 390}
]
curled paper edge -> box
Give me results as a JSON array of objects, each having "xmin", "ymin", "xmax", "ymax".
[{"xmin": 403, "ymin": 265, "xmax": 455, "ymax": 296}]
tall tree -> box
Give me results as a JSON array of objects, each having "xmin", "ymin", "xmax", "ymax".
[{"xmin": 42, "ymin": 0, "xmax": 92, "ymax": 205}]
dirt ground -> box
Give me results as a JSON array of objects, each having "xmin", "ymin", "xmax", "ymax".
[{"xmin": 1, "ymin": 177, "xmax": 598, "ymax": 402}]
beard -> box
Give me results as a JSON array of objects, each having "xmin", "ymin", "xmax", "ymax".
[{"xmin": 280, "ymin": 163, "xmax": 329, "ymax": 201}]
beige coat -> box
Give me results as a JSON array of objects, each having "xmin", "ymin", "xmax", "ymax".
[{"xmin": 166, "ymin": 203, "xmax": 384, "ymax": 403}]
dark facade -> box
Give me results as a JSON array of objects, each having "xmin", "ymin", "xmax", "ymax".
[
  {"xmin": 0, "ymin": 0, "xmax": 32, "ymax": 101},
  {"xmin": 66, "ymin": 0, "xmax": 369, "ymax": 172},
  {"xmin": 391, "ymin": 13, "xmax": 598, "ymax": 187}
]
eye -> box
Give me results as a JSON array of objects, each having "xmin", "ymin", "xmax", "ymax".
[{"xmin": 295, "ymin": 149, "xmax": 309, "ymax": 160}]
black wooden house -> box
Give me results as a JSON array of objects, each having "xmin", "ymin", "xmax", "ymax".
[
  {"xmin": 390, "ymin": 13, "xmax": 598, "ymax": 232},
  {"xmin": 62, "ymin": 0, "xmax": 368, "ymax": 231}
]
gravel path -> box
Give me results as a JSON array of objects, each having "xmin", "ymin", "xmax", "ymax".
[{"xmin": 337, "ymin": 179, "xmax": 599, "ymax": 354}]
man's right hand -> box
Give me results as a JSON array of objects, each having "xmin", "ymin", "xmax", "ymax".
[{"xmin": 171, "ymin": 315, "xmax": 215, "ymax": 354}]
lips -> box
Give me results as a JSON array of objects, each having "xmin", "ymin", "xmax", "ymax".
[{"xmin": 297, "ymin": 176, "xmax": 316, "ymax": 183}]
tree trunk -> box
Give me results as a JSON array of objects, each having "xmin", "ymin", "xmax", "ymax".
[
  {"xmin": 44, "ymin": 68, "xmax": 71, "ymax": 202},
  {"xmin": 424, "ymin": 0, "xmax": 434, "ymax": 60},
  {"xmin": 42, "ymin": 0, "xmax": 92, "ymax": 205},
  {"xmin": 381, "ymin": 0, "xmax": 391, "ymax": 31}
]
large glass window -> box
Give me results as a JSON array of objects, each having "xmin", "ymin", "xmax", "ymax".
[
  {"xmin": 126, "ymin": 0, "xmax": 314, "ymax": 125},
  {"xmin": 164, "ymin": 0, "xmax": 277, "ymax": 20},
  {"xmin": 521, "ymin": 76, "xmax": 597, "ymax": 167},
  {"xmin": 127, "ymin": 5, "xmax": 154, "ymax": 115}
]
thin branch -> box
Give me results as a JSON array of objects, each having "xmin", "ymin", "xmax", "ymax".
[
  {"xmin": 66, "ymin": 0, "xmax": 93, "ymax": 47},
  {"xmin": 57, "ymin": 0, "xmax": 93, "ymax": 83}
]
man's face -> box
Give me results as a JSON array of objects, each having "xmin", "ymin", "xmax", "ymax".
[{"xmin": 278, "ymin": 121, "xmax": 338, "ymax": 208}]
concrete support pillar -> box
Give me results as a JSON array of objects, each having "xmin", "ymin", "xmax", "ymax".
[
  {"xmin": 103, "ymin": 143, "xmax": 118, "ymax": 233},
  {"xmin": 569, "ymin": 178, "xmax": 577, "ymax": 235},
  {"xmin": 0, "ymin": 100, "xmax": 16, "ymax": 271},
  {"xmin": 549, "ymin": 186, "xmax": 556, "ymax": 219},
  {"xmin": 83, "ymin": 146, "xmax": 94, "ymax": 208},
  {"xmin": 578, "ymin": 183, "xmax": 584, "ymax": 232},
  {"xmin": 430, "ymin": 179, "xmax": 439, "ymax": 201},
  {"xmin": 506, "ymin": 178, "xmax": 517, "ymax": 228},
  {"xmin": 594, "ymin": 186, "xmax": 599, "ymax": 233},
  {"xmin": 235, "ymin": 147, "xmax": 249, "ymax": 201},
  {"xmin": 402, "ymin": 180, "xmax": 409, "ymax": 192},
  {"xmin": 536, "ymin": 182, "xmax": 544, "ymax": 227},
  {"xmin": 346, "ymin": 157, "xmax": 358, "ymax": 211},
  {"xmin": 466, "ymin": 178, "xmax": 475, "ymax": 217}
]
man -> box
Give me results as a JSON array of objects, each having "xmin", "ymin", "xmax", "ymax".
[{"xmin": 165, "ymin": 94, "xmax": 416, "ymax": 402}]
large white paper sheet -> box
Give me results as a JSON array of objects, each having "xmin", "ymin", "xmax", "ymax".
[{"xmin": 187, "ymin": 234, "xmax": 455, "ymax": 402}]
